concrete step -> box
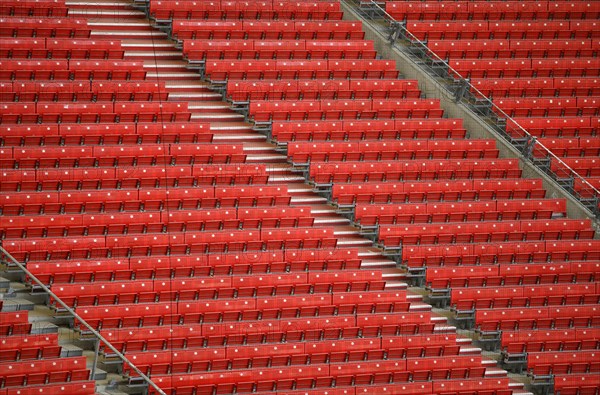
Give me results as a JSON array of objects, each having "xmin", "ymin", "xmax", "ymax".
[
  {"xmin": 144, "ymin": 71, "xmax": 199, "ymax": 79},
  {"xmin": 168, "ymin": 92, "xmax": 222, "ymax": 101},
  {"xmin": 0, "ymin": 298, "xmax": 35, "ymax": 311},
  {"xmin": 91, "ymin": 31, "xmax": 167, "ymax": 39},
  {"xmin": 0, "ymin": 277, "xmax": 10, "ymax": 289},
  {"xmin": 125, "ymin": 52, "xmax": 183, "ymax": 61},
  {"xmin": 212, "ymin": 133, "xmax": 268, "ymax": 143},
  {"xmin": 30, "ymin": 321, "xmax": 59, "ymax": 334},
  {"xmin": 61, "ymin": 343, "xmax": 84, "ymax": 357},
  {"xmin": 191, "ymin": 112, "xmax": 245, "ymax": 122},
  {"xmin": 87, "ymin": 21, "xmax": 155, "ymax": 30},
  {"xmin": 68, "ymin": 8, "xmax": 145, "ymax": 17},
  {"xmin": 245, "ymin": 154, "xmax": 288, "ymax": 163}
]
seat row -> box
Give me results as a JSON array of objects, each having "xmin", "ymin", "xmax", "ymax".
[
  {"xmin": 0, "ymin": 37, "xmax": 124, "ymax": 59},
  {"xmin": 0, "ymin": 59, "xmax": 145, "ymax": 81},
  {"xmin": 470, "ymin": 76, "xmax": 600, "ymax": 98},
  {"xmin": 127, "ymin": 349, "xmax": 478, "ymax": 378},
  {"xmin": 271, "ymin": 118, "xmax": 466, "ymax": 142},
  {"xmin": 386, "ymin": 1, "xmax": 600, "ymax": 21},
  {"xmin": 551, "ymin": 156, "xmax": 600, "ymax": 178},
  {"xmin": 205, "ymin": 59, "xmax": 398, "ymax": 82},
  {"xmin": 50, "ymin": 278, "xmax": 395, "ymax": 309},
  {"xmin": 288, "ymin": 139, "xmax": 498, "ymax": 164},
  {"xmin": 354, "ymin": 198, "xmax": 566, "ymax": 227},
  {"xmin": 0, "ymin": 356, "xmax": 89, "ymax": 388},
  {"xmin": 1, "ymin": 177, "xmax": 287, "ymax": 202},
  {"xmin": 0, "ymin": 142, "xmax": 244, "ymax": 162},
  {"xmin": 507, "ymin": 116, "xmax": 599, "ymax": 137},
  {"xmin": 4, "ymin": 226, "xmax": 339, "ymax": 255},
  {"xmin": 26, "ymin": 248, "xmax": 363, "ymax": 282},
  {"xmin": 150, "ymin": 0, "xmax": 343, "ymax": 21},
  {"xmin": 249, "ymin": 98, "xmax": 443, "ymax": 123},
  {"xmin": 0, "ymin": 0, "xmax": 69, "ymax": 17},
  {"xmin": 0, "ymin": 122, "xmax": 212, "ymax": 147},
  {"xmin": 74, "ymin": 300, "xmax": 428, "ymax": 333},
  {"xmin": 379, "ymin": 219, "xmax": 594, "ymax": 246},
  {"xmin": 476, "ymin": 305, "xmax": 599, "ymax": 332},
  {"xmin": 172, "ymin": 20, "xmax": 363, "ymax": 41},
  {"xmin": 1, "ymin": 81, "xmax": 168, "ymax": 103},
  {"xmin": 403, "ymin": 240, "xmax": 600, "ymax": 268},
  {"xmin": 0, "ymin": 101, "xmax": 189, "ymax": 124},
  {"xmin": 227, "ymin": 79, "xmax": 421, "ymax": 103},
  {"xmin": 310, "ymin": 158, "xmax": 522, "ymax": 185},
  {"xmin": 536, "ymin": 136, "xmax": 600, "ymax": 157},
  {"xmin": 1, "ymin": 206, "xmax": 312, "ymax": 233},
  {"xmin": 493, "ymin": 96, "xmax": 599, "ymax": 117},
  {"xmin": 426, "ymin": 261, "xmax": 600, "ymax": 289},
  {"xmin": 406, "ymin": 20, "xmax": 599, "ymax": 41},
  {"xmin": 429, "ymin": 38, "xmax": 599, "ymax": 60},
  {"xmin": 502, "ymin": 328, "xmax": 600, "ymax": 354},
  {"xmin": 98, "ymin": 317, "xmax": 439, "ymax": 354},
  {"xmin": 0, "ymin": 16, "xmax": 91, "ymax": 38},
  {"xmin": 184, "ymin": 39, "xmax": 378, "ymax": 62},
  {"xmin": 451, "ymin": 283, "xmax": 600, "ymax": 309},
  {"xmin": 332, "ymin": 178, "xmax": 547, "ymax": 208},
  {"xmin": 450, "ymin": 57, "xmax": 600, "ymax": 79},
  {"xmin": 2, "ymin": 210, "xmax": 318, "ymax": 243}
]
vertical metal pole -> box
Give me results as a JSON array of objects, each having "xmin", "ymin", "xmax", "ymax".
[{"xmin": 90, "ymin": 338, "xmax": 100, "ymax": 381}]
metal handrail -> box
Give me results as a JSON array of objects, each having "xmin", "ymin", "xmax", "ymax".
[
  {"xmin": 0, "ymin": 245, "xmax": 168, "ymax": 395},
  {"xmin": 345, "ymin": 0, "xmax": 600, "ymax": 216}
]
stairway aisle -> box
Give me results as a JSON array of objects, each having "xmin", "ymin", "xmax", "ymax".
[{"xmin": 68, "ymin": 0, "xmax": 407, "ymax": 284}]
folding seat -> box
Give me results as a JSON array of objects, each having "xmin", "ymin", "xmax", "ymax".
[
  {"xmin": 494, "ymin": 97, "xmax": 580, "ymax": 118},
  {"xmin": 489, "ymin": 21, "xmax": 572, "ymax": 40},
  {"xmin": 428, "ymin": 40, "xmax": 511, "ymax": 60},
  {"xmin": 253, "ymin": 40, "xmax": 304, "ymax": 60},
  {"xmin": 0, "ymin": 0, "xmax": 69, "ymax": 17},
  {"xmin": 45, "ymin": 38, "xmax": 124, "ymax": 60},
  {"xmin": 349, "ymin": 79, "xmax": 421, "ymax": 100},
  {"xmin": 200, "ymin": 1, "xmax": 254, "ymax": 20},
  {"xmin": 67, "ymin": 60, "xmax": 146, "ymax": 81},
  {"xmin": 549, "ymin": 2, "xmax": 600, "ymax": 20},
  {"xmin": 237, "ymin": 206, "xmax": 313, "ymax": 228},
  {"xmin": 509, "ymin": 116, "xmax": 595, "ymax": 138},
  {"xmin": 205, "ymin": 59, "xmax": 275, "ymax": 81},
  {"xmin": 387, "ymin": 1, "xmax": 470, "ymax": 22},
  {"xmin": 0, "ymin": 332, "xmax": 60, "ymax": 359},
  {"xmin": 91, "ymin": 81, "xmax": 167, "ymax": 101},
  {"xmin": 432, "ymin": 378, "xmax": 511, "ymax": 394},
  {"xmin": 0, "ymin": 356, "xmax": 88, "ymax": 385},
  {"xmin": 328, "ymin": 59, "xmax": 398, "ymax": 79},
  {"xmin": 1, "ymin": 59, "xmax": 71, "ymax": 81},
  {"xmin": 370, "ymin": 99, "xmax": 443, "ymax": 119},
  {"xmin": 405, "ymin": 21, "xmax": 489, "ymax": 41},
  {"xmin": 240, "ymin": 20, "xmax": 294, "ymax": 41},
  {"xmin": 0, "ymin": 311, "xmax": 31, "ymax": 335},
  {"xmin": 470, "ymin": 1, "xmax": 548, "ymax": 21},
  {"xmin": 450, "ymin": 59, "xmax": 533, "ymax": 79},
  {"xmin": 275, "ymin": 1, "xmax": 343, "ymax": 20},
  {"xmin": 3, "ymin": 382, "xmax": 97, "ymax": 395},
  {"xmin": 532, "ymin": 58, "xmax": 600, "ymax": 78},
  {"xmin": 512, "ymin": 39, "xmax": 596, "ymax": 59},
  {"xmin": 0, "ymin": 37, "xmax": 47, "ymax": 58},
  {"xmin": 0, "ymin": 16, "xmax": 91, "ymax": 38},
  {"xmin": 554, "ymin": 373, "xmax": 600, "ymax": 394},
  {"xmin": 528, "ymin": 350, "xmax": 600, "ymax": 375}
]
